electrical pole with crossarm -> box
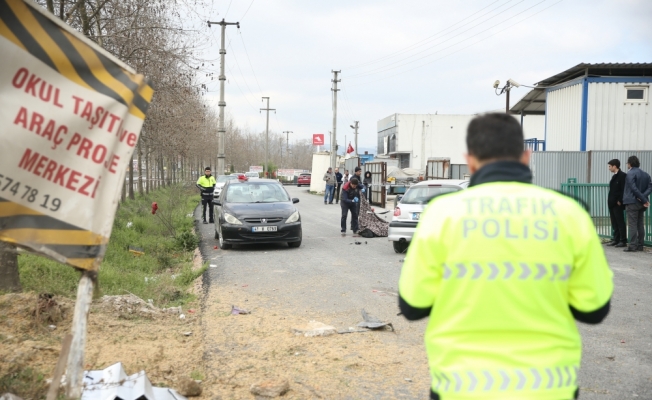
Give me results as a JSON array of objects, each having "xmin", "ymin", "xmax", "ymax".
[
  {"xmin": 261, "ymin": 97, "xmax": 275, "ymax": 177},
  {"xmin": 208, "ymin": 18, "xmax": 239, "ymax": 175}
]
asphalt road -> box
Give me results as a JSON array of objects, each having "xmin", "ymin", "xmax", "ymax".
[{"xmin": 197, "ymin": 185, "xmax": 652, "ymax": 399}]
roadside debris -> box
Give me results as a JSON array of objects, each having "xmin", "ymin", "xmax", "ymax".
[
  {"xmin": 231, "ymin": 305, "xmax": 250, "ymax": 315},
  {"xmin": 209, "ymin": 264, "xmax": 217, "ymax": 268},
  {"xmin": 293, "ymin": 320, "xmax": 337, "ymax": 337},
  {"xmin": 250, "ymin": 379, "xmax": 290, "ymax": 398},
  {"xmin": 356, "ymin": 309, "xmax": 394, "ymax": 332},
  {"xmin": 182, "ymin": 331, "xmax": 192, "ymax": 336},
  {"xmin": 80, "ymin": 362, "xmax": 186, "ymax": 400},
  {"xmin": 126, "ymin": 221, "xmax": 133, "ymax": 228},
  {"xmin": 177, "ymin": 378, "xmax": 202, "ymax": 397}
]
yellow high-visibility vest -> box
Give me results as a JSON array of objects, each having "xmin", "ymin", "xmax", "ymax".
[
  {"xmin": 196, "ymin": 175, "xmax": 216, "ymax": 188},
  {"xmin": 399, "ymin": 181, "xmax": 613, "ymax": 400}
]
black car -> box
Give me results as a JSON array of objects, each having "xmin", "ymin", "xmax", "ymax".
[{"xmin": 212, "ymin": 179, "xmax": 301, "ymax": 249}]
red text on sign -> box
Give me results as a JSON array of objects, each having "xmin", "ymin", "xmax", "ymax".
[
  {"xmin": 13, "ymin": 106, "xmax": 68, "ymax": 150},
  {"xmin": 18, "ymin": 148, "xmax": 101, "ymax": 198},
  {"xmin": 11, "ymin": 67, "xmax": 64, "ymax": 108}
]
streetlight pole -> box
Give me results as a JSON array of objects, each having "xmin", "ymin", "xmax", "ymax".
[
  {"xmin": 331, "ymin": 70, "xmax": 340, "ymax": 170},
  {"xmin": 283, "ymin": 131, "xmax": 292, "ymax": 168},
  {"xmin": 208, "ymin": 19, "xmax": 239, "ymax": 175},
  {"xmin": 493, "ymin": 79, "xmax": 520, "ymax": 114}
]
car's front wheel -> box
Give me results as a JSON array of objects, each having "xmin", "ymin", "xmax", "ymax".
[
  {"xmin": 392, "ymin": 240, "xmax": 408, "ymax": 254},
  {"xmin": 217, "ymin": 225, "xmax": 232, "ymax": 250}
]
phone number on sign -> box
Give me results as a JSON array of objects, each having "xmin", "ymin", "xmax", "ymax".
[{"xmin": 0, "ymin": 174, "xmax": 62, "ymax": 212}]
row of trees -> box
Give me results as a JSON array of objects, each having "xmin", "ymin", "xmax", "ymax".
[{"xmin": 35, "ymin": 0, "xmax": 315, "ymax": 202}]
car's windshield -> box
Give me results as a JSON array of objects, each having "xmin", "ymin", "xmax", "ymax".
[
  {"xmin": 217, "ymin": 175, "xmax": 237, "ymax": 183},
  {"xmin": 225, "ymin": 183, "xmax": 291, "ymax": 203},
  {"xmin": 401, "ymin": 186, "xmax": 459, "ymax": 204}
]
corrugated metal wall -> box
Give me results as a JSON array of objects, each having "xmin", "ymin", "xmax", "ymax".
[
  {"xmin": 450, "ymin": 164, "xmax": 469, "ymax": 179},
  {"xmin": 529, "ymin": 152, "xmax": 589, "ymax": 189},
  {"xmin": 530, "ymin": 151, "xmax": 652, "ymax": 189},
  {"xmin": 587, "ymin": 82, "xmax": 652, "ymax": 150},
  {"xmin": 546, "ymin": 84, "xmax": 583, "ymax": 151}
]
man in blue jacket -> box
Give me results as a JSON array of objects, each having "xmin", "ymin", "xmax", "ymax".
[
  {"xmin": 340, "ymin": 177, "xmax": 361, "ymax": 237},
  {"xmin": 622, "ymin": 155, "xmax": 652, "ymax": 252}
]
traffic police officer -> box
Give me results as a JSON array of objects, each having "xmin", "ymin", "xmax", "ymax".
[
  {"xmin": 399, "ymin": 113, "xmax": 613, "ymax": 400},
  {"xmin": 196, "ymin": 167, "xmax": 216, "ymax": 224}
]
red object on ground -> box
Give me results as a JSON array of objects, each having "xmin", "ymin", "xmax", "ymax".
[
  {"xmin": 188, "ymin": 309, "xmax": 195, "ymax": 314},
  {"xmin": 151, "ymin": 202, "xmax": 158, "ymax": 215},
  {"xmin": 214, "ymin": 246, "xmax": 218, "ymax": 250}
]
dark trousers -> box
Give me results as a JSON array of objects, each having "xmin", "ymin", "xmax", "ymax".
[
  {"xmin": 626, "ymin": 202, "xmax": 646, "ymax": 248},
  {"xmin": 201, "ymin": 195, "xmax": 214, "ymax": 222},
  {"xmin": 608, "ymin": 204, "xmax": 627, "ymax": 243},
  {"xmin": 335, "ymin": 183, "xmax": 342, "ymax": 203},
  {"xmin": 341, "ymin": 202, "xmax": 359, "ymax": 233}
]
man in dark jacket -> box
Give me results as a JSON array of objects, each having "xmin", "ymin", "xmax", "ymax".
[
  {"xmin": 622, "ymin": 155, "xmax": 652, "ymax": 252},
  {"xmin": 334, "ymin": 168, "xmax": 343, "ymax": 204},
  {"xmin": 607, "ymin": 159, "xmax": 627, "ymax": 247},
  {"xmin": 340, "ymin": 177, "xmax": 361, "ymax": 236}
]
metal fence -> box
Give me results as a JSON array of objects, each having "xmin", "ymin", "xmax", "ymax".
[
  {"xmin": 364, "ymin": 161, "xmax": 387, "ymax": 208},
  {"xmin": 560, "ymin": 183, "xmax": 652, "ymax": 246},
  {"xmin": 425, "ymin": 158, "xmax": 451, "ymax": 180},
  {"xmin": 530, "ymin": 151, "xmax": 652, "ymax": 190},
  {"xmin": 450, "ymin": 164, "xmax": 469, "ymax": 180}
]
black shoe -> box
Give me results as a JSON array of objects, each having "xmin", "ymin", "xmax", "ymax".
[
  {"xmin": 209, "ymin": 219, "xmax": 214, "ymax": 223},
  {"xmin": 623, "ymin": 247, "xmax": 637, "ymax": 252},
  {"xmin": 614, "ymin": 243, "xmax": 627, "ymax": 248},
  {"xmin": 203, "ymin": 221, "xmax": 208, "ymax": 224},
  {"xmin": 637, "ymin": 246, "xmax": 645, "ymax": 251},
  {"xmin": 606, "ymin": 241, "xmax": 618, "ymax": 246}
]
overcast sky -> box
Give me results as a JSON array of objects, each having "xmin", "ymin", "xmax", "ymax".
[{"xmin": 194, "ymin": 0, "xmax": 652, "ymax": 151}]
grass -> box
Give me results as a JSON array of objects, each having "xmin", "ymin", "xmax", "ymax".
[
  {"xmin": 0, "ymin": 368, "xmax": 47, "ymax": 400},
  {"xmin": 17, "ymin": 184, "xmax": 206, "ymax": 307}
]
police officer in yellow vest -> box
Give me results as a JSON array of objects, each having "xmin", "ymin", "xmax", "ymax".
[
  {"xmin": 196, "ymin": 167, "xmax": 216, "ymax": 224},
  {"xmin": 399, "ymin": 113, "xmax": 613, "ymax": 400}
]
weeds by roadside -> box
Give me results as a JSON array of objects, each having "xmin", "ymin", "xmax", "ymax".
[{"xmin": 17, "ymin": 184, "xmax": 205, "ymax": 307}]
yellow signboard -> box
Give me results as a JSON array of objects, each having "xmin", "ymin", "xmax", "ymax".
[{"xmin": 0, "ymin": 0, "xmax": 153, "ymax": 270}]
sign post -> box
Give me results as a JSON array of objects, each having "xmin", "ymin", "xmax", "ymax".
[{"xmin": 0, "ymin": 1, "xmax": 153, "ymax": 397}]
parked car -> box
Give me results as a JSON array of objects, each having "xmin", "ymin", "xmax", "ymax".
[
  {"xmin": 297, "ymin": 173, "xmax": 311, "ymax": 187},
  {"xmin": 213, "ymin": 179, "xmax": 302, "ymax": 249},
  {"xmin": 230, "ymin": 173, "xmax": 247, "ymax": 181},
  {"xmin": 245, "ymin": 172, "xmax": 260, "ymax": 179},
  {"xmin": 388, "ymin": 179, "xmax": 469, "ymax": 253},
  {"xmin": 213, "ymin": 175, "xmax": 239, "ymax": 197}
]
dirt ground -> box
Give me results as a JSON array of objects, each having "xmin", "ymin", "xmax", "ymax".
[
  {"xmin": 200, "ymin": 286, "xmax": 430, "ymax": 400},
  {"xmin": 1, "ymin": 248, "xmax": 429, "ymax": 400},
  {"xmin": 0, "ymin": 250, "xmax": 209, "ymax": 400}
]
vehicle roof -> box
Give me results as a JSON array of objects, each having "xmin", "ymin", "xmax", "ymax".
[
  {"xmin": 228, "ymin": 178, "xmax": 280, "ymax": 184},
  {"xmin": 411, "ymin": 179, "xmax": 468, "ymax": 187}
]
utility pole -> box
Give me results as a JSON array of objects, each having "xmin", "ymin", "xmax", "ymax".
[
  {"xmin": 283, "ymin": 131, "xmax": 292, "ymax": 168},
  {"xmin": 260, "ymin": 97, "xmax": 275, "ymax": 177},
  {"xmin": 350, "ymin": 121, "xmax": 359, "ymax": 156},
  {"xmin": 331, "ymin": 70, "xmax": 340, "ymax": 170},
  {"xmin": 208, "ymin": 18, "xmax": 239, "ymax": 175}
]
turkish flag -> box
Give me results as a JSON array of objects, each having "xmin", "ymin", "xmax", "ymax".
[
  {"xmin": 346, "ymin": 142, "xmax": 354, "ymax": 154},
  {"xmin": 312, "ymin": 134, "xmax": 324, "ymax": 146}
]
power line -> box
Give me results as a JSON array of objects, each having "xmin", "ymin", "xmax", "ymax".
[
  {"xmin": 346, "ymin": 0, "xmax": 505, "ymax": 70},
  {"xmin": 347, "ymin": 0, "xmax": 529, "ymax": 79},
  {"xmin": 238, "ymin": 30, "xmax": 264, "ymax": 95},
  {"xmin": 240, "ymin": 0, "xmax": 256, "ymax": 21},
  {"xmin": 349, "ymin": 0, "xmax": 564, "ymax": 88},
  {"xmin": 223, "ymin": 0, "xmax": 234, "ymax": 18}
]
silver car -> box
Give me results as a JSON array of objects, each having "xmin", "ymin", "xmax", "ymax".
[{"xmin": 388, "ymin": 179, "xmax": 469, "ymax": 253}]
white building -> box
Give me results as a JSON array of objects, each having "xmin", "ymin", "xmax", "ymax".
[
  {"xmin": 510, "ymin": 63, "xmax": 652, "ymax": 151},
  {"xmin": 376, "ymin": 113, "xmax": 544, "ymax": 169}
]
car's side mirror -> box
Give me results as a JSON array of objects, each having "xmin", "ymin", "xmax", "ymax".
[
  {"xmin": 292, "ymin": 198, "xmax": 300, "ymax": 204},
  {"xmin": 212, "ymin": 199, "xmax": 221, "ymax": 206}
]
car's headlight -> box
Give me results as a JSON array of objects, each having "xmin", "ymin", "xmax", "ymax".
[
  {"xmin": 224, "ymin": 213, "xmax": 242, "ymax": 225},
  {"xmin": 286, "ymin": 211, "xmax": 300, "ymax": 223}
]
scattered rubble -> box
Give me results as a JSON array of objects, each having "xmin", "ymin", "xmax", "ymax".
[
  {"xmin": 231, "ymin": 305, "xmax": 250, "ymax": 315},
  {"xmin": 176, "ymin": 378, "xmax": 202, "ymax": 397},
  {"xmin": 292, "ymin": 321, "xmax": 337, "ymax": 337},
  {"xmin": 356, "ymin": 309, "xmax": 394, "ymax": 332},
  {"xmin": 250, "ymin": 379, "xmax": 289, "ymax": 398}
]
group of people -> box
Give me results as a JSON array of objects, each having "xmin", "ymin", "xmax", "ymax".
[
  {"xmin": 323, "ymin": 166, "xmax": 374, "ymax": 237},
  {"xmin": 607, "ymin": 156, "xmax": 652, "ymax": 252}
]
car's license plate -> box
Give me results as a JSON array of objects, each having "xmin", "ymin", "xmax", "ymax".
[
  {"xmin": 253, "ymin": 226, "xmax": 277, "ymax": 232},
  {"xmin": 412, "ymin": 213, "xmax": 420, "ymax": 221}
]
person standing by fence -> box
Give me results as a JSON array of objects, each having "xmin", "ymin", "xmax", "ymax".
[
  {"xmin": 323, "ymin": 167, "xmax": 335, "ymax": 205},
  {"xmin": 334, "ymin": 168, "xmax": 343, "ymax": 204},
  {"xmin": 607, "ymin": 159, "xmax": 627, "ymax": 248},
  {"xmin": 622, "ymin": 155, "xmax": 652, "ymax": 252}
]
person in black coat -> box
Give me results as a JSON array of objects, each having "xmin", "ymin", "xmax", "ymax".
[
  {"xmin": 340, "ymin": 178, "xmax": 362, "ymax": 236},
  {"xmin": 607, "ymin": 159, "xmax": 627, "ymax": 247}
]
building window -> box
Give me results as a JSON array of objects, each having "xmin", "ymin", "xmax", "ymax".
[{"xmin": 625, "ymin": 86, "xmax": 648, "ymax": 103}]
